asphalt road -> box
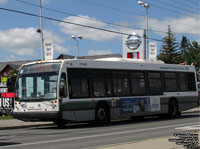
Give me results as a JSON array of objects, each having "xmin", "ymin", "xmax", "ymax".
[{"xmin": 0, "ymin": 112, "xmax": 199, "ymax": 149}]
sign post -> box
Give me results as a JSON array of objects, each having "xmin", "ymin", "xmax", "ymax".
[
  {"xmin": 149, "ymin": 42, "xmax": 157, "ymax": 60},
  {"xmin": 44, "ymin": 40, "xmax": 54, "ymax": 61}
]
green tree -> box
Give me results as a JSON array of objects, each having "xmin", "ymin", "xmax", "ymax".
[
  {"xmin": 180, "ymin": 36, "xmax": 190, "ymax": 63},
  {"xmin": 181, "ymin": 40, "xmax": 200, "ymax": 71},
  {"xmin": 157, "ymin": 25, "xmax": 180, "ymax": 64}
]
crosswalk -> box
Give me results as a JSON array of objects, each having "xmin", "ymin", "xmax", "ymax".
[{"xmin": 175, "ymin": 123, "xmax": 200, "ymax": 131}]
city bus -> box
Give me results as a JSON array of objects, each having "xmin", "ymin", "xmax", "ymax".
[{"xmin": 13, "ymin": 58, "xmax": 199, "ymax": 126}]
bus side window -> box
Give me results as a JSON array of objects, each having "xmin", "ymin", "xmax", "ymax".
[
  {"xmin": 130, "ymin": 72, "xmax": 146, "ymax": 96},
  {"xmin": 178, "ymin": 73, "xmax": 188, "ymax": 91},
  {"xmin": 60, "ymin": 73, "xmax": 67, "ymax": 97},
  {"xmin": 148, "ymin": 72, "xmax": 163, "ymax": 95},
  {"xmin": 112, "ymin": 71, "xmax": 130, "ymax": 96},
  {"xmin": 187, "ymin": 73, "xmax": 196, "ymax": 91},
  {"xmin": 164, "ymin": 72, "xmax": 178, "ymax": 92},
  {"xmin": 92, "ymin": 72, "xmax": 106, "ymax": 97},
  {"xmin": 70, "ymin": 78, "xmax": 89, "ymax": 98}
]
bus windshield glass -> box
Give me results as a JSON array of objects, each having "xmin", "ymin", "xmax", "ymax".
[{"xmin": 16, "ymin": 63, "xmax": 61, "ymax": 101}]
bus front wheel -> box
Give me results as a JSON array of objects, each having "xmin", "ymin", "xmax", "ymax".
[
  {"xmin": 95, "ymin": 103, "xmax": 110, "ymax": 125},
  {"xmin": 53, "ymin": 120, "xmax": 67, "ymax": 128}
]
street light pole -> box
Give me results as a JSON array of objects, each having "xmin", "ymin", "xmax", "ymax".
[
  {"xmin": 138, "ymin": 1, "xmax": 150, "ymax": 60},
  {"xmin": 40, "ymin": 0, "xmax": 44, "ymax": 60},
  {"xmin": 72, "ymin": 35, "xmax": 83, "ymax": 59},
  {"xmin": 145, "ymin": 4, "xmax": 149, "ymax": 60}
]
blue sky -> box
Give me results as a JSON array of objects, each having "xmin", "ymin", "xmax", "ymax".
[{"xmin": 0, "ymin": 0, "xmax": 199, "ymax": 61}]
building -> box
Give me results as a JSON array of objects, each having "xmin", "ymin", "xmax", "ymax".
[{"xmin": 0, "ymin": 60, "xmax": 34, "ymax": 77}]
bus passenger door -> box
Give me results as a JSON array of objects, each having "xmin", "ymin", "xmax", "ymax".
[{"xmin": 59, "ymin": 73, "xmax": 68, "ymax": 104}]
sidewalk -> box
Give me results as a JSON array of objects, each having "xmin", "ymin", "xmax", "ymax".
[
  {"xmin": 97, "ymin": 132, "xmax": 200, "ymax": 149},
  {"xmin": 182, "ymin": 106, "xmax": 200, "ymax": 113},
  {"xmin": 0, "ymin": 119, "xmax": 53, "ymax": 129}
]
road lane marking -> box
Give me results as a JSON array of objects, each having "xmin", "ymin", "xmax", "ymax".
[
  {"xmin": 175, "ymin": 123, "xmax": 200, "ymax": 130},
  {"xmin": 0, "ymin": 122, "xmax": 199, "ymax": 148},
  {"xmin": 0, "ymin": 136, "xmax": 14, "ymax": 139}
]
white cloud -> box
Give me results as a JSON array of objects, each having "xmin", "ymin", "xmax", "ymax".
[
  {"xmin": 54, "ymin": 43, "xmax": 69, "ymax": 53},
  {"xmin": 59, "ymin": 15, "xmax": 120, "ymax": 41},
  {"xmin": 136, "ymin": 14, "xmax": 200, "ymax": 37},
  {"xmin": 0, "ymin": 0, "xmax": 7, "ymax": 5},
  {"xmin": 2, "ymin": 55, "xmax": 17, "ymax": 62},
  {"xmin": 43, "ymin": 30, "xmax": 65, "ymax": 44},
  {"xmin": 0, "ymin": 28, "xmax": 40, "ymax": 57},
  {"xmin": 88, "ymin": 49, "xmax": 112, "ymax": 56},
  {"xmin": 41, "ymin": 0, "xmax": 50, "ymax": 4},
  {"xmin": 0, "ymin": 27, "xmax": 69, "ymax": 59}
]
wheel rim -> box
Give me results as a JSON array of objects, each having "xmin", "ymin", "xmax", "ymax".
[{"xmin": 97, "ymin": 108, "xmax": 106, "ymax": 120}]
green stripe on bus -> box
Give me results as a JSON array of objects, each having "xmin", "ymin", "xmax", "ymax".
[
  {"xmin": 61, "ymin": 96, "xmax": 198, "ymax": 111},
  {"xmin": 61, "ymin": 101, "xmax": 96, "ymax": 111}
]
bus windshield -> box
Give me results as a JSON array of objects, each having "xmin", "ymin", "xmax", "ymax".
[{"xmin": 16, "ymin": 63, "xmax": 60, "ymax": 101}]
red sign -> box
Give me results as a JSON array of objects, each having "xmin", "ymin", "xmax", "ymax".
[{"xmin": 1, "ymin": 92, "xmax": 16, "ymax": 98}]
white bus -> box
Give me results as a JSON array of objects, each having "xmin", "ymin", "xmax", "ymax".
[{"xmin": 13, "ymin": 58, "xmax": 199, "ymax": 126}]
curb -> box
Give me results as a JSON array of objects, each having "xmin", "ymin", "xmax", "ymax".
[
  {"xmin": 0, "ymin": 123, "xmax": 53, "ymax": 130},
  {"xmin": 182, "ymin": 110, "xmax": 200, "ymax": 114}
]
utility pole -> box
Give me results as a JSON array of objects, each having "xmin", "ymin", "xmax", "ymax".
[
  {"xmin": 138, "ymin": 1, "xmax": 150, "ymax": 60},
  {"xmin": 40, "ymin": 0, "xmax": 44, "ymax": 60}
]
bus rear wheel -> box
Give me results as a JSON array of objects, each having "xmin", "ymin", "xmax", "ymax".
[
  {"xmin": 168, "ymin": 99, "xmax": 179, "ymax": 118},
  {"xmin": 95, "ymin": 103, "xmax": 110, "ymax": 125}
]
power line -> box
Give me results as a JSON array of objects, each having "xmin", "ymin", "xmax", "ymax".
[
  {"xmin": 182, "ymin": 0, "xmax": 199, "ymax": 6},
  {"xmin": 153, "ymin": 0, "xmax": 195, "ymax": 14},
  {"xmin": 76, "ymin": 0, "xmax": 145, "ymax": 17},
  {"xmin": 0, "ymin": 7, "xmax": 164, "ymax": 42},
  {"xmin": 14, "ymin": 0, "xmax": 157, "ymax": 33},
  {"xmin": 168, "ymin": 0, "xmax": 195, "ymax": 9},
  {"xmin": 14, "ymin": 0, "xmax": 200, "ymax": 36},
  {"xmin": 75, "ymin": 0, "xmax": 200, "ymax": 29},
  {"xmin": 148, "ymin": 1, "xmax": 200, "ymax": 20}
]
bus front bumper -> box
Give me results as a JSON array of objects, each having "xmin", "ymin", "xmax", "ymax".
[{"xmin": 13, "ymin": 111, "xmax": 59, "ymax": 122}]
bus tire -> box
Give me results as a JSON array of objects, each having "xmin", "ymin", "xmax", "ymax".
[
  {"xmin": 131, "ymin": 116, "xmax": 144, "ymax": 121},
  {"xmin": 168, "ymin": 99, "xmax": 178, "ymax": 118},
  {"xmin": 53, "ymin": 120, "xmax": 67, "ymax": 128},
  {"xmin": 95, "ymin": 103, "xmax": 110, "ymax": 125}
]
